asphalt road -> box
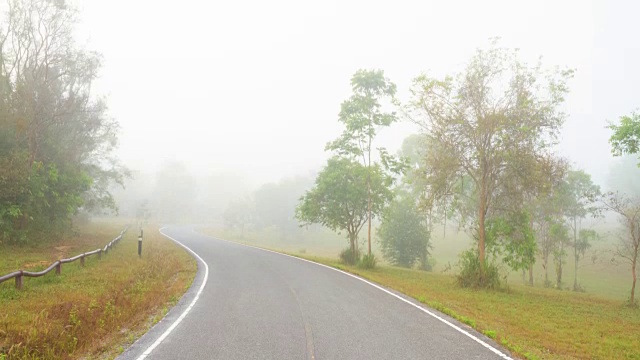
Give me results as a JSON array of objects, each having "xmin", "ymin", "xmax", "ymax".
[{"xmin": 118, "ymin": 226, "xmax": 513, "ymax": 360}]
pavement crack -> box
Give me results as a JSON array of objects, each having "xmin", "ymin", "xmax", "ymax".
[{"xmin": 289, "ymin": 286, "xmax": 316, "ymax": 360}]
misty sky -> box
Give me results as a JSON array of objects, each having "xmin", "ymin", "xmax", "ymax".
[{"xmin": 73, "ymin": 0, "xmax": 639, "ymax": 186}]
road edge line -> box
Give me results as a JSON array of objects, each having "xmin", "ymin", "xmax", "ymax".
[
  {"xmin": 135, "ymin": 227, "xmax": 209, "ymax": 360},
  {"xmin": 208, "ymin": 234, "xmax": 513, "ymax": 360}
]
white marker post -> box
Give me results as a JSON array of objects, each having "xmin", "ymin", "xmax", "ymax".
[{"xmin": 138, "ymin": 229, "xmax": 143, "ymax": 257}]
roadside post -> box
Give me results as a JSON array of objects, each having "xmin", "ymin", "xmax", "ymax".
[{"xmin": 138, "ymin": 229, "xmax": 143, "ymax": 258}]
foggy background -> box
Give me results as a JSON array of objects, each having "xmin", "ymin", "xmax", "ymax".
[{"xmin": 68, "ymin": 0, "xmax": 639, "ymax": 218}]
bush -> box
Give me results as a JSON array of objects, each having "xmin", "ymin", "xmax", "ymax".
[
  {"xmin": 339, "ymin": 247, "xmax": 360, "ymax": 265},
  {"xmin": 358, "ymin": 253, "xmax": 377, "ymax": 269},
  {"xmin": 378, "ymin": 195, "xmax": 431, "ymax": 268},
  {"xmin": 456, "ymin": 249, "xmax": 501, "ymax": 289}
]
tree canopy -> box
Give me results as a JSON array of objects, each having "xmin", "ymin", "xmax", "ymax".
[
  {"xmin": 0, "ymin": 0, "xmax": 125, "ymax": 243},
  {"xmin": 408, "ymin": 42, "xmax": 573, "ymax": 279},
  {"xmin": 609, "ymin": 111, "xmax": 640, "ymax": 165},
  {"xmin": 296, "ymin": 157, "xmax": 392, "ymax": 261},
  {"xmin": 326, "ymin": 69, "xmax": 399, "ymax": 255}
]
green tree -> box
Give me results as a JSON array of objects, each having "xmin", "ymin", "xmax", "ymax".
[
  {"xmin": 601, "ymin": 192, "xmax": 640, "ymax": 305},
  {"xmin": 409, "ymin": 41, "xmax": 572, "ymax": 282},
  {"xmin": 398, "ymin": 134, "xmax": 444, "ymax": 230},
  {"xmin": 531, "ymin": 191, "xmax": 567, "ymax": 287},
  {"xmin": 574, "ymin": 229, "xmax": 596, "ymax": 290},
  {"xmin": 0, "ymin": 0, "xmax": 125, "ymax": 242},
  {"xmin": 608, "ymin": 111, "xmax": 640, "ymax": 165},
  {"xmin": 377, "ymin": 192, "xmax": 431, "ymax": 268},
  {"xmin": 560, "ymin": 170, "xmax": 601, "ymax": 291},
  {"xmin": 485, "ymin": 211, "xmax": 536, "ymax": 274},
  {"xmin": 296, "ymin": 157, "xmax": 392, "ymax": 263},
  {"xmin": 326, "ymin": 69, "xmax": 398, "ymax": 256}
]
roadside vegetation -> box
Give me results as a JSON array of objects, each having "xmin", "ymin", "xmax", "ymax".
[{"xmin": 0, "ymin": 222, "xmax": 196, "ymax": 359}]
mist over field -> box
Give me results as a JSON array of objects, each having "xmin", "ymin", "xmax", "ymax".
[
  {"xmin": 73, "ymin": 0, "xmax": 638, "ymax": 187},
  {"xmin": 3, "ymin": 1, "xmax": 640, "ymax": 358},
  {"xmin": 73, "ymin": 0, "xmax": 638, "ymax": 231}
]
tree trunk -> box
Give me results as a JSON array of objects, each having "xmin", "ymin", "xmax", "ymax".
[
  {"xmin": 574, "ymin": 251, "xmax": 579, "ymax": 291},
  {"xmin": 557, "ymin": 254, "xmax": 563, "ymax": 288},
  {"xmin": 367, "ymin": 181, "xmax": 372, "ymax": 255},
  {"xmin": 367, "ymin": 122, "xmax": 372, "ymax": 256},
  {"xmin": 529, "ymin": 264, "xmax": 534, "ymax": 286},
  {"xmin": 478, "ymin": 188, "xmax": 487, "ymax": 278},
  {"xmin": 632, "ymin": 259, "xmax": 637, "ymax": 305},
  {"xmin": 349, "ymin": 232, "xmax": 357, "ymax": 263},
  {"xmin": 544, "ymin": 260, "xmax": 549, "ymax": 285},
  {"xmin": 632, "ymin": 242, "xmax": 638, "ymax": 305},
  {"xmin": 573, "ymin": 217, "xmax": 578, "ymax": 291}
]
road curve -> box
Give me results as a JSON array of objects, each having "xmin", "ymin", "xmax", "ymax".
[{"xmin": 118, "ymin": 226, "xmax": 513, "ymax": 360}]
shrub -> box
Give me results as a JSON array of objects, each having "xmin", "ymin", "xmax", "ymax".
[
  {"xmin": 378, "ymin": 194, "xmax": 431, "ymax": 268},
  {"xmin": 339, "ymin": 247, "xmax": 360, "ymax": 265},
  {"xmin": 358, "ymin": 253, "xmax": 377, "ymax": 269},
  {"xmin": 456, "ymin": 249, "xmax": 501, "ymax": 289}
]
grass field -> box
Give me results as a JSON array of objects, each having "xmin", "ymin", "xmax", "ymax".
[
  {"xmin": 0, "ymin": 221, "xmax": 197, "ymax": 359},
  {"xmin": 211, "ymin": 221, "xmax": 636, "ymax": 301},
  {"xmin": 204, "ymin": 225, "xmax": 640, "ymax": 360}
]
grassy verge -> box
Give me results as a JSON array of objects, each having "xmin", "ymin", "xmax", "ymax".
[
  {"xmin": 203, "ymin": 227, "xmax": 640, "ymax": 360},
  {"xmin": 0, "ymin": 222, "xmax": 197, "ymax": 359}
]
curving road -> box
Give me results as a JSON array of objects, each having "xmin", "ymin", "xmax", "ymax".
[{"xmin": 118, "ymin": 226, "xmax": 513, "ymax": 360}]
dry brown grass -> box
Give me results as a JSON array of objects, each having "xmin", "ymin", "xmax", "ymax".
[{"xmin": 0, "ymin": 222, "xmax": 196, "ymax": 359}]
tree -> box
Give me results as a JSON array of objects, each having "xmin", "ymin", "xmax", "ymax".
[
  {"xmin": 531, "ymin": 192, "xmax": 566, "ymax": 287},
  {"xmin": 574, "ymin": 229, "xmax": 596, "ymax": 290},
  {"xmin": 601, "ymin": 192, "xmax": 640, "ymax": 305},
  {"xmin": 0, "ymin": 0, "xmax": 125, "ymax": 242},
  {"xmin": 326, "ymin": 69, "xmax": 398, "ymax": 256},
  {"xmin": 409, "ymin": 41, "xmax": 573, "ymax": 280},
  {"xmin": 253, "ymin": 176, "xmax": 313, "ymax": 237},
  {"xmin": 560, "ymin": 170, "xmax": 601, "ymax": 291},
  {"xmin": 223, "ymin": 197, "xmax": 254, "ymax": 238},
  {"xmin": 377, "ymin": 191, "xmax": 431, "ymax": 268},
  {"xmin": 485, "ymin": 211, "xmax": 536, "ymax": 274},
  {"xmin": 608, "ymin": 111, "xmax": 640, "ymax": 165},
  {"xmin": 550, "ymin": 222, "xmax": 570, "ymax": 288},
  {"xmin": 296, "ymin": 157, "xmax": 392, "ymax": 263}
]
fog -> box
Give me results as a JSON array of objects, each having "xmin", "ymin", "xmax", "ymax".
[{"xmin": 72, "ymin": 0, "xmax": 638, "ymax": 186}]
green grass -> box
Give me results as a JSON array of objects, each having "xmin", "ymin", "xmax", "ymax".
[
  {"xmin": 208, "ymin": 223, "xmax": 636, "ymax": 301},
  {"xmin": 204, "ymin": 226, "xmax": 640, "ymax": 360},
  {"xmin": 0, "ymin": 221, "xmax": 197, "ymax": 359}
]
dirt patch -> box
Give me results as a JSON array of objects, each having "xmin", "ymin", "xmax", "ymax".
[
  {"xmin": 22, "ymin": 261, "xmax": 51, "ymax": 269},
  {"xmin": 53, "ymin": 245, "xmax": 75, "ymax": 259}
]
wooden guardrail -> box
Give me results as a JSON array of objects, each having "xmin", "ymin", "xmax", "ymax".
[{"xmin": 0, "ymin": 227, "xmax": 128, "ymax": 290}]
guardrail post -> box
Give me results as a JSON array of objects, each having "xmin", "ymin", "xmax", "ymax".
[
  {"xmin": 98, "ymin": 249, "xmax": 102, "ymax": 259},
  {"xmin": 80, "ymin": 254, "xmax": 85, "ymax": 267},
  {"xmin": 138, "ymin": 229, "xmax": 143, "ymax": 258},
  {"xmin": 15, "ymin": 271, "xmax": 23, "ymax": 290},
  {"xmin": 55, "ymin": 261, "xmax": 61, "ymax": 275}
]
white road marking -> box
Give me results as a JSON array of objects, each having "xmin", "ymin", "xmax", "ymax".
[
  {"xmin": 135, "ymin": 227, "xmax": 209, "ymax": 360},
  {"xmin": 209, "ymin": 234, "xmax": 514, "ymax": 360}
]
